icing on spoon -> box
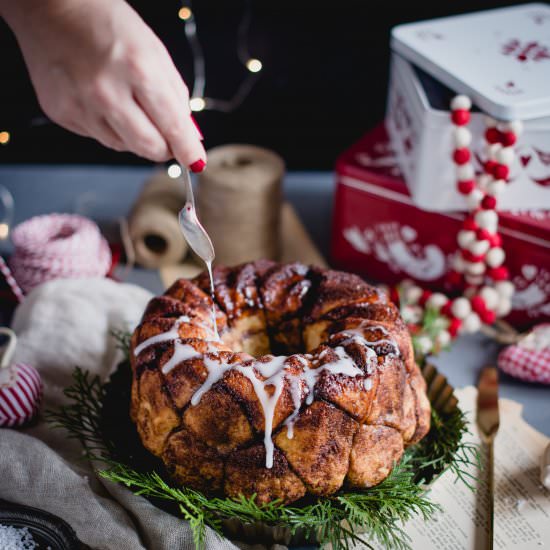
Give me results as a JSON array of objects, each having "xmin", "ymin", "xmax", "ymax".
[{"xmin": 178, "ymin": 168, "xmax": 219, "ymax": 340}]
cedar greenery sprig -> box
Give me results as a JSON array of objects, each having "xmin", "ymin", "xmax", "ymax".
[{"xmin": 46, "ymin": 331, "xmax": 479, "ymax": 550}]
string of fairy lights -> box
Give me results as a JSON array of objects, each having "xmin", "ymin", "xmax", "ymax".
[{"xmin": 0, "ymin": 2, "xmax": 263, "ymax": 146}]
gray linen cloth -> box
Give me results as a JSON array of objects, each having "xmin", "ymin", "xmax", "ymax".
[{"xmin": 0, "ymin": 277, "xmax": 271, "ymax": 550}]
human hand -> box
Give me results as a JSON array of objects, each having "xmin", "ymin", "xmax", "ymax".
[{"xmin": 1, "ymin": 0, "xmax": 206, "ymax": 171}]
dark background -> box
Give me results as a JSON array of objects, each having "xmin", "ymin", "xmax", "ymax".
[{"xmin": 0, "ymin": 0, "xmax": 532, "ymax": 169}]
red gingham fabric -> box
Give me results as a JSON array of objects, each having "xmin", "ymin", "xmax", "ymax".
[
  {"xmin": 0, "ymin": 363, "xmax": 42, "ymax": 427},
  {"xmin": 498, "ymin": 324, "xmax": 550, "ymax": 385},
  {"xmin": 8, "ymin": 214, "xmax": 111, "ymax": 294}
]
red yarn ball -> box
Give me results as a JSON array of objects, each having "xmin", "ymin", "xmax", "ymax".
[
  {"xmin": 458, "ymin": 180, "xmax": 476, "ymax": 195},
  {"xmin": 485, "ymin": 127, "xmax": 501, "ymax": 144},
  {"xmin": 488, "ymin": 266, "xmax": 509, "ymax": 281},
  {"xmin": 462, "ymin": 249, "xmax": 485, "ymax": 263},
  {"xmin": 501, "ymin": 131, "xmax": 517, "ymax": 147},
  {"xmin": 493, "ymin": 164, "xmax": 510, "ymax": 180},
  {"xmin": 448, "ymin": 317, "xmax": 462, "ymax": 337},
  {"xmin": 476, "ymin": 228, "xmax": 491, "ymax": 241},
  {"xmin": 463, "ymin": 218, "xmax": 478, "ymax": 231},
  {"xmin": 441, "ymin": 301, "xmax": 453, "ymax": 318},
  {"xmin": 470, "ymin": 295, "xmax": 487, "ymax": 315},
  {"xmin": 446, "ymin": 270, "xmax": 463, "ymax": 288},
  {"xmin": 487, "ymin": 233, "xmax": 503, "ymax": 248},
  {"xmin": 481, "ymin": 195, "xmax": 497, "ymax": 209},
  {"xmin": 452, "ymin": 109, "xmax": 470, "ymax": 126},
  {"xmin": 480, "ymin": 308, "xmax": 497, "ymax": 325},
  {"xmin": 453, "ymin": 148, "xmax": 471, "ymax": 165}
]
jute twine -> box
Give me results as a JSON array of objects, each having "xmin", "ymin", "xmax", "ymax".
[
  {"xmin": 128, "ymin": 171, "xmax": 189, "ymax": 268},
  {"xmin": 197, "ymin": 144, "xmax": 285, "ymax": 266}
]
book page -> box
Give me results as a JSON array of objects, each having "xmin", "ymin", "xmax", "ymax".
[{"xmin": 367, "ymin": 386, "xmax": 550, "ymax": 549}]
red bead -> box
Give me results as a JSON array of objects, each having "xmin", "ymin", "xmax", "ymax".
[
  {"xmin": 480, "ymin": 308, "xmax": 497, "ymax": 324},
  {"xmin": 481, "ymin": 195, "xmax": 497, "ymax": 209},
  {"xmin": 484, "ymin": 160, "xmax": 498, "ymax": 174},
  {"xmin": 493, "ymin": 164, "xmax": 510, "ymax": 180},
  {"xmin": 485, "ymin": 127, "xmax": 501, "ymax": 144},
  {"xmin": 453, "ymin": 148, "xmax": 471, "ymax": 165},
  {"xmin": 419, "ymin": 289, "xmax": 432, "ymax": 307},
  {"xmin": 476, "ymin": 228, "xmax": 491, "ymax": 241},
  {"xmin": 452, "ymin": 109, "xmax": 470, "ymax": 126},
  {"xmin": 458, "ymin": 180, "xmax": 475, "ymax": 195},
  {"xmin": 441, "ymin": 301, "xmax": 453, "ymax": 318},
  {"xmin": 487, "ymin": 233, "xmax": 503, "ymax": 248},
  {"xmin": 446, "ymin": 271, "xmax": 463, "ymax": 288},
  {"xmin": 463, "ymin": 218, "xmax": 478, "ymax": 231},
  {"xmin": 462, "ymin": 249, "xmax": 485, "ymax": 263},
  {"xmin": 501, "ymin": 131, "xmax": 517, "ymax": 147},
  {"xmin": 470, "ymin": 295, "xmax": 487, "ymax": 315},
  {"xmin": 448, "ymin": 317, "xmax": 462, "ymax": 337},
  {"xmin": 488, "ymin": 266, "xmax": 509, "ymax": 281}
]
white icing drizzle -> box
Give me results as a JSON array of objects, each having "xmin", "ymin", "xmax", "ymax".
[
  {"xmin": 135, "ymin": 316, "xmax": 394, "ymax": 469},
  {"xmin": 206, "ymin": 260, "xmax": 220, "ymax": 341}
]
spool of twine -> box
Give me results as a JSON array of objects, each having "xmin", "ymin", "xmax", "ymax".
[
  {"xmin": 128, "ymin": 171, "xmax": 189, "ymax": 268},
  {"xmin": 197, "ymin": 144, "xmax": 285, "ymax": 265}
]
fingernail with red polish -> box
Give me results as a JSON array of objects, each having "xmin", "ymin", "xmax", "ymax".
[
  {"xmin": 190, "ymin": 115, "xmax": 204, "ymax": 140},
  {"xmin": 190, "ymin": 159, "xmax": 206, "ymax": 173}
]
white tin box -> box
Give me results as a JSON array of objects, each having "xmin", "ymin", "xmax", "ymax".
[{"xmin": 386, "ymin": 3, "xmax": 550, "ymax": 212}]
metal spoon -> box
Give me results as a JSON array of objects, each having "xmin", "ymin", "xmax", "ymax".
[{"xmin": 178, "ymin": 168, "xmax": 215, "ymax": 264}]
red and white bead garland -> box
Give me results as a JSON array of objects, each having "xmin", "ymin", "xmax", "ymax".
[{"xmin": 388, "ymin": 95, "xmax": 518, "ymax": 357}]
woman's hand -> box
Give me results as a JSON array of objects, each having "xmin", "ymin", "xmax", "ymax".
[{"xmin": 0, "ymin": 0, "xmax": 206, "ymax": 171}]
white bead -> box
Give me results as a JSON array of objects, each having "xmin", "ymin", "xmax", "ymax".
[
  {"xmin": 480, "ymin": 286, "xmax": 499, "ymax": 310},
  {"xmin": 487, "ymin": 179, "xmax": 506, "ymax": 196},
  {"xmin": 467, "ymin": 189, "xmax": 484, "ymax": 209},
  {"xmin": 454, "ymin": 255, "xmax": 466, "ymax": 273},
  {"xmin": 456, "ymin": 163, "xmax": 475, "ymax": 180},
  {"xmin": 451, "ymin": 95, "xmax": 472, "ymax": 111},
  {"xmin": 451, "ymin": 297, "xmax": 472, "ymax": 319},
  {"xmin": 468, "ymin": 239, "xmax": 490, "ymax": 256},
  {"xmin": 465, "ymin": 274, "xmax": 484, "ymax": 286},
  {"xmin": 496, "ymin": 147, "xmax": 515, "ymax": 166},
  {"xmin": 477, "ymin": 174, "xmax": 493, "ymax": 191},
  {"xmin": 475, "ymin": 209, "xmax": 498, "ymax": 231},
  {"xmin": 426, "ymin": 293, "xmax": 448, "ymax": 310},
  {"xmin": 457, "ymin": 230, "xmax": 476, "ymax": 249},
  {"xmin": 453, "ymin": 126, "xmax": 472, "ymax": 148},
  {"xmin": 404, "ymin": 285, "xmax": 423, "ymax": 305},
  {"xmin": 464, "ymin": 286, "xmax": 477, "ymax": 299},
  {"xmin": 486, "ymin": 247, "xmax": 505, "ymax": 267},
  {"xmin": 484, "ymin": 116, "xmax": 497, "ymax": 128},
  {"xmin": 500, "ymin": 120, "xmax": 523, "ymax": 135},
  {"xmin": 436, "ymin": 330, "xmax": 451, "ymax": 347},
  {"xmin": 462, "ymin": 312, "xmax": 481, "ymax": 333},
  {"xmin": 486, "ymin": 143, "xmax": 502, "ymax": 160},
  {"xmin": 495, "ymin": 280, "xmax": 515, "ymax": 298},
  {"xmin": 496, "ymin": 297, "xmax": 512, "ymax": 316},
  {"xmin": 416, "ymin": 335, "xmax": 434, "ymax": 355},
  {"xmin": 402, "ymin": 305, "xmax": 423, "ymax": 324},
  {"xmin": 467, "ymin": 261, "xmax": 486, "ymax": 275}
]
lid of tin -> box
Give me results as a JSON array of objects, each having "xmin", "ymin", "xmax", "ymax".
[{"xmin": 391, "ymin": 3, "xmax": 550, "ymax": 121}]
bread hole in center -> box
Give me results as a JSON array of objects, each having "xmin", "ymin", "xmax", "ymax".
[
  {"xmin": 221, "ymin": 156, "xmax": 253, "ymax": 169},
  {"xmin": 144, "ymin": 233, "xmax": 168, "ymax": 255}
]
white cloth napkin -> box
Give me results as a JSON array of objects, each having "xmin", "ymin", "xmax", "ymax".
[{"xmin": 0, "ymin": 277, "xmax": 247, "ymax": 550}]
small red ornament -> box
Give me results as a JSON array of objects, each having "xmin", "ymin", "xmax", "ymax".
[
  {"xmin": 453, "ymin": 148, "xmax": 471, "ymax": 165},
  {"xmin": 487, "ymin": 232, "xmax": 503, "ymax": 248},
  {"xmin": 452, "ymin": 109, "xmax": 470, "ymax": 125},
  {"xmin": 441, "ymin": 301, "xmax": 453, "ymax": 318},
  {"xmin": 462, "ymin": 249, "xmax": 485, "ymax": 263},
  {"xmin": 484, "ymin": 127, "xmax": 501, "ymax": 144},
  {"xmin": 476, "ymin": 228, "xmax": 491, "ymax": 241},
  {"xmin": 488, "ymin": 266, "xmax": 509, "ymax": 281},
  {"xmin": 480, "ymin": 308, "xmax": 497, "ymax": 325},
  {"xmin": 458, "ymin": 180, "xmax": 476, "ymax": 195},
  {"xmin": 500, "ymin": 131, "xmax": 517, "ymax": 147},
  {"xmin": 463, "ymin": 218, "xmax": 478, "ymax": 231},
  {"xmin": 446, "ymin": 270, "xmax": 463, "ymax": 288},
  {"xmin": 448, "ymin": 317, "xmax": 462, "ymax": 337},
  {"xmin": 484, "ymin": 160, "xmax": 498, "ymax": 174},
  {"xmin": 493, "ymin": 164, "xmax": 510, "ymax": 180},
  {"xmin": 470, "ymin": 295, "xmax": 487, "ymax": 315},
  {"xmin": 481, "ymin": 195, "xmax": 497, "ymax": 209},
  {"xmin": 419, "ymin": 289, "xmax": 432, "ymax": 307}
]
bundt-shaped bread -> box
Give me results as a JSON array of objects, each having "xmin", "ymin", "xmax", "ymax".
[{"xmin": 130, "ymin": 261, "xmax": 431, "ymax": 504}]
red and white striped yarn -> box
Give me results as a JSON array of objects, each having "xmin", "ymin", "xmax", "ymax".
[
  {"xmin": 0, "ymin": 363, "xmax": 42, "ymax": 427},
  {"xmin": 0, "ymin": 256, "xmax": 24, "ymax": 302},
  {"xmin": 8, "ymin": 214, "xmax": 111, "ymax": 294}
]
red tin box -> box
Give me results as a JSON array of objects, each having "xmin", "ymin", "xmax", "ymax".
[{"xmin": 331, "ymin": 123, "xmax": 550, "ymax": 328}]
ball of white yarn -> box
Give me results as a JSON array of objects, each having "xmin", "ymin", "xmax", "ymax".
[
  {"xmin": 456, "ymin": 164, "xmax": 475, "ymax": 180},
  {"xmin": 468, "ymin": 239, "xmax": 490, "ymax": 256},
  {"xmin": 496, "ymin": 297, "xmax": 512, "ymax": 316},
  {"xmin": 416, "ymin": 335, "xmax": 433, "ymax": 355},
  {"xmin": 426, "ymin": 293, "xmax": 448, "ymax": 310},
  {"xmin": 436, "ymin": 330, "xmax": 451, "ymax": 347},
  {"xmin": 404, "ymin": 285, "xmax": 423, "ymax": 305},
  {"xmin": 486, "ymin": 247, "xmax": 505, "ymax": 267},
  {"xmin": 480, "ymin": 286, "xmax": 499, "ymax": 310},
  {"xmin": 496, "ymin": 147, "xmax": 515, "ymax": 166},
  {"xmin": 467, "ymin": 261, "xmax": 486, "ymax": 275},
  {"xmin": 475, "ymin": 209, "xmax": 498, "ymax": 231},
  {"xmin": 462, "ymin": 312, "xmax": 482, "ymax": 333},
  {"xmin": 457, "ymin": 230, "xmax": 476, "ymax": 249},
  {"xmin": 467, "ymin": 189, "xmax": 484, "ymax": 209},
  {"xmin": 451, "ymin": 95, "xmax": 472, "ymax": 110},
  {"xmin": 495, "ymin": 280, "xmax": 514, "ymax": 298},
  {"xmin": 451, "ymin": 297, "xmax": 472, "ymax": 319},
  {"xmin": 453, "ymin": 126, "xmax": 472, "ymax": 148},
  {"xmin": 487, "ymin": 179, "xmax": 506, "ymax": 196}
]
